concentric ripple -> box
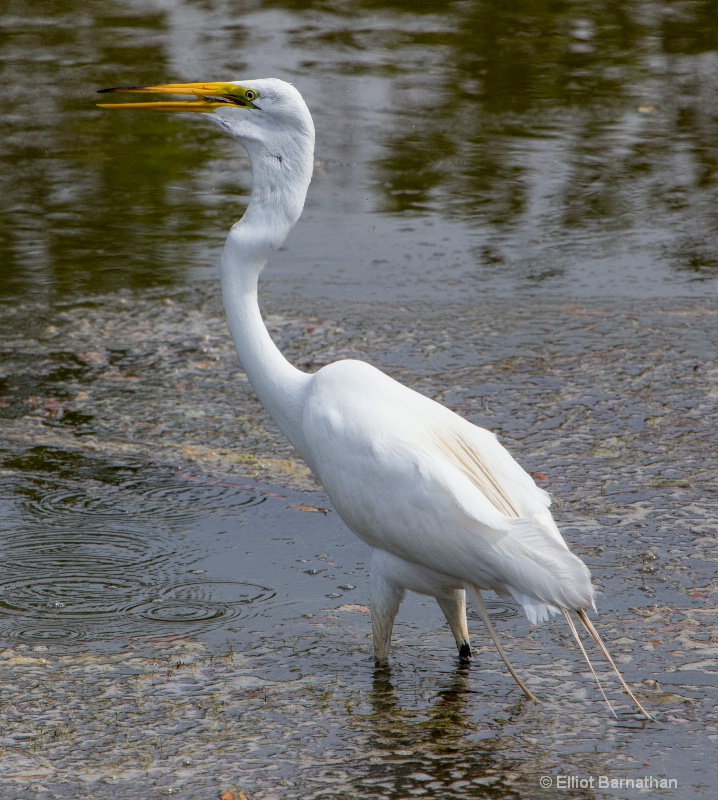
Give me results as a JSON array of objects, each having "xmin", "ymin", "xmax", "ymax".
[
  {"xmin": 159, "ymin": 580, "xmax": 275, "ymax": 605},
  {"xmin": 1, "ymin": 527, "xmax": 177, "ymax": 574},
  {"xmin": 21, "ymin": 476, "xmax": 265, "ymax": 524},
  {"xmin": 134, "ymin": 601, "xmax": 229, "ymax": 624},
  {"xmin": 129, "ymin": 581, "xmax": 275, "ymax": 626},
  {"xmin": 0, "ymin": 624, "xmax": 87, "ymax": 642},
  {"xmin": 468, "ymin": 600, "xmax": 520, "ymax": 620},
  {"xmin": 0, "ymin": 573, "xmax": 145, "ymax": 618},
  {"xmin": 0, "ymin": 449, "xmax": 276, "ymax": 645},
  {"xmin": 0, "ymin": 574, "xmax": 276, "ymax": 642}
]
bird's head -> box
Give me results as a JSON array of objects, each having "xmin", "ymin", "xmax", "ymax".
[{"xmin": 98, "ymin": 78, "xmax": 314, "ymax": 156}]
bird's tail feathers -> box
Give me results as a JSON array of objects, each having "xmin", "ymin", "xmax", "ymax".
[
  {"xmin": 507, "ymin": 587, "xmax": 560, "ymax": 625},
  {"xmin": 574, "ymin": 608, "xmax": 653, "ymax": 719},
  {"xmin": 492, "ymin": 518, "xmax": 595, "ymax": 614}
]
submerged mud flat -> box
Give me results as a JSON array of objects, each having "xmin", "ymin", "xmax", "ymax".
[
  {"xmin": 0, "ymin": 287, "xmax": 717, "ymax": 798},
  {"xmin": 0, "ymin": 622, "xmax": 708, "ymax": 800}
]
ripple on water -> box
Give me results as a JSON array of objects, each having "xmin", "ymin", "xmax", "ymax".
[
  {"xmin": 0, "ymin": 573, "xmax": 149, "ymax": 617},
  {"xmin": 468, "ymin": 600, "xmax": 520, "ymax": 620},
  {"xmin": 159, "ymin": 579, "xmax": 276, "ymax": 605},
  {"xmin": 0, "ymin": 447, "xmax": 275, "ymax": 644},
  {"xmin": 4, "ymin": 446, "xmax": 265, "ymax": 523},
  {"xmin": 19, "ymin": 476, "xmax": 265, "ymax": 524},
  {"xmin": 130, "ymin": 581, "xmax": 274, "ymax": 625},
  {"xmin": 1, "ymin": 527, "xmax": 177, "ymax": 574},
  {"xmin": 0, "ymin": 574, "xmax": 276, "ymax": 643},
  {"xmin": 1, "ymin": 624, "xmax": 87, "ymax": 643}
]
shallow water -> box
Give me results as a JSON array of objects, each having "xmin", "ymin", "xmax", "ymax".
[
  {"xmin": 2, "ymin": 291, "xmax": 717, "ymax": 798},
  {"xmin": 3, "ymin": 0, "xmax": 718, "ymax": 303},
  {"xmin": 2, "ymin": 1, "xmax": 718, "ymax": 798}
]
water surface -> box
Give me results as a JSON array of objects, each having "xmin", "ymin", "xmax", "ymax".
[
  {"xmin": 3, "ymin": 0, "xmax": 718, "ymax": 302},
  {"xmin": 1, "ymin": 1, "xmax": 718, "ymax": 798}
]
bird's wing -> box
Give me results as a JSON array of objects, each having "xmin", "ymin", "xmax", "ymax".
[
  {"xmin": 421, "ymin": 424, "xmax": 592, "ymax": 604},
  {"xmin": 302, "ymin": 361, "xmax": 592, "ymax": 610},
  {"xmin": 428, "ymin": 421, "xmax": 594, "ymax": 611},
  {"xmin": 429, "ymin": 416, "xmax": 551, "ymax": 519}
]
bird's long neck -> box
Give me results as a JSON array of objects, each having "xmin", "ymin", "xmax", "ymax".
[{"xmin": 220, "ymin": 143, "xmax": 314, "ymax": 456}]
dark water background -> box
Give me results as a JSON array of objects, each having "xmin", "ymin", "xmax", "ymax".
[
  {"xmin": 4, "ymin": 0, "xmax": 718, "ymax": 303},
  {"xmin": 1, "ymin": 1, "xmax": 717, "ymax": 798}
]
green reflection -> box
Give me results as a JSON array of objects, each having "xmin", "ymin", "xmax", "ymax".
[
  {"xmin": 1, "ymin": 0, "xmax": 718, "ymax": 302},
  {"xmin": 366, "ymin": 0, "xmax": 718, "ymax": 280},
  {"xmin": 0, "ymin": 1, "xmax": 249, "ymax": 300}
]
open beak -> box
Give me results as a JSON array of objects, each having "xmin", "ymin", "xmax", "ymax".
[{"xmin": 97, "ymin": 82, "xmax": 257, "ymax": 113}]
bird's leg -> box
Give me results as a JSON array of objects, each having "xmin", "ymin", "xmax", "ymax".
[
  {"xmin": 466, "ymin": 585, "xmax": 538, "ymax": 703},
  {"xmin": 370, "ymin": 589, "xmax": 404, "ymax": 665},
  {"xmin": 436, "ymin": 590, "xmax": 472, "ymax": 661},
  {"xmin": 369, "ymin": 551, "xmax": 405, "ymax": 665}
]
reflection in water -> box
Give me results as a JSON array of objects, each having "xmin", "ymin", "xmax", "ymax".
[
  {"xmin": 1, "ymin": 0, "xmax": 718, "ymax": 300},
  {"xmin": 1, "ymin": 4, "xmax": 717, "ymax": 797},
  {"xmin": 362, "ymin": 664, "xmax": 524, "ymax": 798},
  {"xmin": 370, "ymin": 662, "xmax": 475, "ymax": 738}
]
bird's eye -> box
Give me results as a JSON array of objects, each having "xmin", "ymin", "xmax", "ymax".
[{"xmin": 245, "ymin": 90, "xmax": 257, "ymax": 101}]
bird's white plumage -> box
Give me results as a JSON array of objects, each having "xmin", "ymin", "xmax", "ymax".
[
  {"xmin": 300, "ymin": 359, "xmax": 594, "ymax": 622},
  {"xmin": 213, "ymin": 79, "xmax": 595, "ymax": 632},
  {"xmin": 102, "ymin": 77, "xmax": 652, "ymax": 716},
  {"xmin": 302, "ymin": 361, "xmax": 592, "ymax": 607}
]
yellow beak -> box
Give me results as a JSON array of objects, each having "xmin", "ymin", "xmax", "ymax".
[{"xmin": 97, "ymin": 82, "xmax": 258, "ymax": 113}]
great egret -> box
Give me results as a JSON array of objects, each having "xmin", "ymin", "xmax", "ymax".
[{"xmin": 99, "ymin": 79, "xmax": 650, "ymax": 717}]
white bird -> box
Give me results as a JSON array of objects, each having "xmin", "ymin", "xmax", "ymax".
[{"xmin": 99, "ymin": 78, "xmax": 650, "ymax": 717}]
